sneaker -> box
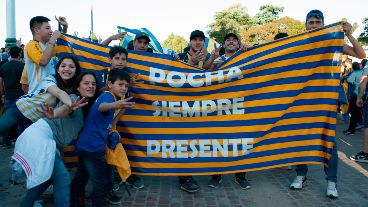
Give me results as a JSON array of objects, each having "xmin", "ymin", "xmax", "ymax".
[
  {"xmin": 180, "ymin": 178, "xmax": 199, "ymax": 193},
  {"xmin": 33, "ymin": 200, "xmax": 45, "ymax": 207},
  {"xmin": 107, "ymin": 190, "xmax": 121, "ymax": 205},
  {"xmin": 126, "ymin": 175, "xmax": 144, "ymax": 189},
  {"xmin": 113, "ymin": 180, "xmax": 124, "ymax": 191},
  {"xmin": 326, "ymin": 181, "xmax": 338, "ymax": 198},
  {"xmin": 208, "ymin": 175, "xmax": 222, "ymax": 188},
  {"xmin": 235, "ymin": 175, "xmax": 251, "ymax": 190},
  {"xmin": 343, "ymin": 130, "xmax": 354, "ymax": 135},
  {"xmin": 290, "ymin": 176, "xmax": 306, "ymax": 190},
  {"xmin": 356, "ymin": 125, "xmax": 364, "ymax": 130},
  {"xmin": 350, "ymin": 151, "xmax": 368, "ymax": 163}
]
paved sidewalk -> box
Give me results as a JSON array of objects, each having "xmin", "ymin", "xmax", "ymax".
[{"xmin": 0, "ymin": 119, "xmax": 368, "ymax": 207}]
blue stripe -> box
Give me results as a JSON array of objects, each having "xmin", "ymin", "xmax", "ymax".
[
  {"xmin": 124, "ymin": 137, "xmax": 334, "ymax": 155},
  {"xmin": 58, "ymin": 38, "xmax": 110, "ymax": 58},
  {"xmin": 130, "ymin": 73, "xmax": 339, "ymax": 96},
  {"xmin": 123, "ymin": 95, "xmax": 338, "ymax": 118},
  {"xmin": 126, "ymin": 60, "xmax": 340, "ymax": 90},
  {"xmin": 131, "ymin": 156, "xmax": 328, "ymax": 173},
  {"xmin": 118, "ymin": 110, "xmax": 335, "ymax": 128},
  {"xmin": 127, "ymin": 145, "xmax": 332, "ymax": 163},
  {"xmin": 120, "ymin": 122, "xmax": 336, "ymax": 140},
  {"xmin": 223, "ymin": 32, "xmax": 343, "ymax": 69}
]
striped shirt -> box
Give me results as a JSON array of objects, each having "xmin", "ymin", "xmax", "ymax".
[{"xmin": 16, "ymin": 75, "xmax": 59, "ymax": 122}]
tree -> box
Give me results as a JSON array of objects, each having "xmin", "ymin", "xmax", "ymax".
[
  {"xmin": 206, "ymin": 4, "xmax": 253, "ymax": 43},
  {"xmin": 358, "ymin": 17, "xmax": 368, "ymax": 45},
  {"xmin": 253, "ymin": 5, "xmax": 284, "ymax": 25},
  {"xmin": 162, "ymin": 33, "xmax": 188, "ymax": 53},
  {"xmin": 242, "ymin": 16, "xmax": 305, "ymax": 46}
]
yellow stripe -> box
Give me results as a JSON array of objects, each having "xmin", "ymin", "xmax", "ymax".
[
  {"xmin": 119, "ymin": 104, "xmax": 337, "ymax": 123},
  {"xmin": 131, "ymin": 79, "xmax": 339, "ymax": 101},
  {"xmin": 223, "ymin": 25, "xmax": 342, "ymax": 67},
  {"xmin": 122, "ymin": 132, "xmax": 334, "ymax": 148},
  {"xmin": 118, "ymin": 116, "xmax": 336, "ymax": 134},
  {"xmin": 125, "ymin": 140, "xmax": 333, "ymax": 159},
  {"xmin": 129, "ymin": 151, "xmax": 330, "ymax": 168},
  {"xmin": 64, "ymin": 157, "xmax": 78, "ymax": 163},
  {"xmin": 132, "ymin": 162, "xmax": 326, "ymax": 176},
  {"xmin": 61, "ymin": 35, "xmax": 109, "ymax": 54},
  {"xmin": 128, "ymin": 92, "xmax": 337, "ymax": 112},
  {"xmin": 58, "ymin": 45, "xmax": 111, "ymax": 63},
  {"xmin": 136, "ymin": 66, "xmax": 339, "ymax": 93}
]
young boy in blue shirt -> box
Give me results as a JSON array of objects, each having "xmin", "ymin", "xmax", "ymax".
[{"xmin": 74, "ymin": 68, "xmax": 134, "ymax": 206}]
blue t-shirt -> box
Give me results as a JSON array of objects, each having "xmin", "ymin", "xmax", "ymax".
[{"xmin": 76, "ymin": 92, "xmax": 116, "ymax": 152}]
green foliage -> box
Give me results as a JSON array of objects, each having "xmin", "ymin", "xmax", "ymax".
[
  {"xmin": 253, "ymin": 5, "xmax": 284, "ymax": 25},
  {"xmin": 206, "ymin": 4, "xmax": 252, "ymax": 43},
  {"xmin": 162, "ymin": 33, "xmax": 188, "ymax": 53},
  {"xmin": 358, "ymin": 17, "xmax": 368, "ymax": 45},
  {"xmin": 242, "ymin": 16, "xmax": 305, "ymax": 46}
]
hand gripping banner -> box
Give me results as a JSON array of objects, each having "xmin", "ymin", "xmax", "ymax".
[{"xmin": 57, "ymin": 22, "xmax": 344, "ymax": 176}]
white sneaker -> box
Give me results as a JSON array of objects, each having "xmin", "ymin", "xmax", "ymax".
[
  {"xmin": 326, "ymin": 181, "xmax": 338, "ymax": 198},
  {"xmin": 290, "ymin": 176, "xmax": 306, "ymax": 189}
]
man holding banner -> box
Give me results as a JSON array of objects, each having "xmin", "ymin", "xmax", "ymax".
[
  {"xmin": 208, "ymin": 32, "xmax": 251, "ymax": 189},
  {"xmin": 290, "ymin": 9, "xmax": 366, "ymax": 198}
]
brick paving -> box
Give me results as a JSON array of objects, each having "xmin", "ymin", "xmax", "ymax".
[{"xmin": 1, "ymin": 119, "xmax": 368, "ymax": 207}]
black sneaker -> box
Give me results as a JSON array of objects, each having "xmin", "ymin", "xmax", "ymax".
[
  {"xmin": 235, "ymin": 175, "xmax": 251, "ymax": 190},
  {"xmin": 180, "ymin": 178, "xmax": 199, "ymax": 193},
  {"xmin": 107, "ymin": 190, "xmax": 121, "ymax": 205},
  {"xmin": 350, "ymin": 151, "xmax": 368, "ymax": 163},
  {"xmin": 208, "ymin": 175, "xmax": 222, "ymax": 188},
  {"xmin": 126, "ymin": 175, "xmax": 144, "ymax": 189}
]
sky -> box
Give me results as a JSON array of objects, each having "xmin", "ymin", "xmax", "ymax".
[{"xmin": 1, "ymin": 0, "xmax": 368, "ymax": 47}]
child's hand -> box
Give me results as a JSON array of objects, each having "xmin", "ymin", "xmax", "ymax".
[
  {"xmin": 39, "ymin": 103, "xmax": 55, "ymax": 119},
  {"xmin": 50, "ymin": 30, "xmax": 62, "ymax": 43},
  {"xmin": 70, "ymin": 97, "xmax": 88, "ymax": 111},
  {"xmin": 113, "ymin": 97, "xmax": 135, "ymax": 109},
  {"xmin": 130, "ymin": 74, "xmax": 143, "ymax": 87},
  {"xmin": 55, "ymin": 16, "xmax": 68, "ymax": 28}
]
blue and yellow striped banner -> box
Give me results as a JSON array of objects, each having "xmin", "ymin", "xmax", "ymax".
[{"xmin": 57, "ymin": 22, "xmax": 344, "ymax": 176}]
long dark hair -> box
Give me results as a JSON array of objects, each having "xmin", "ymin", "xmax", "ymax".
[
  {"xmin": 72, "ymin": 72, "xmax": 100, "ymax": 116},
  {"xmin": 55, "ymin": 55, "xmax": 81, "ymax": 93}
]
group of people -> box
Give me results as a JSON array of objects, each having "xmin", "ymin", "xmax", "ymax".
[{"xmin": 0, "ymin": 9, "xmax": 367, "ymax": 207}]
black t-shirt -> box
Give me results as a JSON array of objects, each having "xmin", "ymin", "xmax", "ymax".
[{"xmin": 0, "ymin": 60, "xmax": 25, "ymax": 101}]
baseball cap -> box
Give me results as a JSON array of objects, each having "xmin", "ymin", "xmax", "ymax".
[
  {"xmin": 306, "ymin": 10, "xmax": 324, "ymax": 22},
  {"xmin": 223, "ymin": 32, "xmax": 239, "ymax": 43},
  {"xmin": 190, "ymin": 30, "xmax": 205, "ymax": 41},
  {"xmin": 135, "ymin": 32, "xmax": 151, "ymax": 42}
]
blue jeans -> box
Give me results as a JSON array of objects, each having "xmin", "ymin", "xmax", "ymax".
[
  {"xmin": 20, "ymin": 153, "xmax": 70, "ymax": 207},
  {"xmin": 295, "ymin": 139, "xmax": 338, "ymax": 183},
  {"xmin": 0, "ymin": 104, "xmax": 32, "ymax": 136},
  {"xmin": 72, "ymin": 151, "xmax": 113, "ymax": 207}
]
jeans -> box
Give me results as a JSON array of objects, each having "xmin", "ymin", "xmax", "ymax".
[
  {"xmin": 71, "ymin": 151, "xmax": 111, "ymax": 207},
  {"xmin": 347, "ymin": 96, "xmax": 361, "ymax": 133},
  {"xmin": 20, "ymin": 153, "xmax": 70, "ymax": 207},
  {"xmin": 295, "ymin": 139, "xmax": 338, "ymax": 183},
  {"xmin": 0, "ymin": 104, "xmax": 32, "ymax": 136},
  {"xmin": 1, "ymin": 99, "xmax": 23, "ymax": 146}
]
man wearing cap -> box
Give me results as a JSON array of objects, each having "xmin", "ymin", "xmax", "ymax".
[
  {"xmin": 211, "ymin": 32, "xmax": 247, "ymax": 69},
  {"xmin": 290, "ymin": 9, "xmax": 366, "ymax": 198},
  {"xmin": 175, "ymin": 30, "xmax": 211, "ymax": 193},
  {"xmin": 177, "ymin": 30, "xmax": 214, "ymax": 70},
  {"xmin": 133, "ymin": 32, "xmax": 151, "ymax": 52},
  {"xmin": 207, "ymin": 33, "xmax": 251, "ymax": 189}
]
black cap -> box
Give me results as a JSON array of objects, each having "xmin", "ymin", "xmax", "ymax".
[
  {"xmin": 190, "ymin": 30, "xmax": 205, "ymax": 41},
  {"xmin": 135, "ymin": 32, "xmax": 151, "ymax": 42},
  {"xmin": 223, "ymin": 32, "xmax": 239, "ymax": 43},
  {"xmin": 306, "ymin": 10, "xmax": 324, "ymax": 22}
]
